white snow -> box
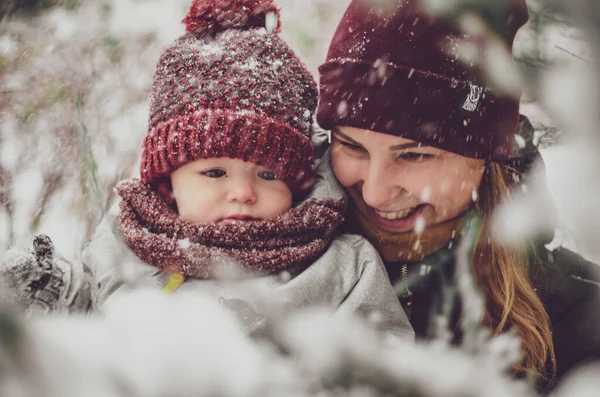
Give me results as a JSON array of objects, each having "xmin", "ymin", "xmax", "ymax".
[
  {"xmin": 178, "ymin": 238, "xmax": 191, "ymax": 249},
  {"xmin": 108, "ymin": 0, "xmax": 190, "ymax": 43},
  {"xmin": 421, "ymin": 186, "xmax": 432, "ymax": 201},
  {"xmin": 414, "ymin": 216, "xmax": 426, "ymax": 234},
  {"xmin": 514, "ymin": 134, "xmax": 526, "ymax": 149}
]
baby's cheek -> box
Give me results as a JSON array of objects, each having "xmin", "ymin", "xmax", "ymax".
[
  {"xmin": 270, "ymin": 187, "xmax": 293, "ymax": 215},
  {"xmin": 176, "ymin": 200, "xmax": 197, "ymax": 221},
  {"xmin": 176, "ymin": 194, "xmax": 208, "ymax": 222}
]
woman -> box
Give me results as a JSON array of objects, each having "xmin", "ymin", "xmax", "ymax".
[{"xmin": 316, "ymin": 0, "xmax": 600, "ymax": 390}]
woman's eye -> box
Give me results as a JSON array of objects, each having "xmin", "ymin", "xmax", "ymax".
[
  {"xmin": 398, "ymin": 152, "xmax": 432, "ymax": 162},
  {"xmin": 258, "ymin": 170, "xmax": 278, "ymax": 181},
  {"xmin": 200, "ymin": 169, "xmax": 226, "ymax": 178},
  {"xmin": 338, "ymin": 140, "xmax": 366, "ymax": 153}
]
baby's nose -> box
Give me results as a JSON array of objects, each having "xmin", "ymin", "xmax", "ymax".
[{"xmin": 226, "ymin": 181, "xmax": 257, "ymax": 204}]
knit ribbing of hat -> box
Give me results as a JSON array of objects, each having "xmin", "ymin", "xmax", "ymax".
[{"xmin": 140, "ymin": 108, "xmax": 314, "ymax": 189}]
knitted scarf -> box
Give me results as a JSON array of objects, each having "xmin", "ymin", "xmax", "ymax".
[{"xmin": 116, "ymin": 179, "xmax": 345, "ymax": 278}]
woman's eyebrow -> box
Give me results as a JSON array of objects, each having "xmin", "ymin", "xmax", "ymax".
[
  {"xmin": 333, "ymin": 128, "xmax": 428, "ymax": 151},
  {"xmin": 331, "ymin": 128, "xmax": 363, "ymax": 146},
  {"xmin": 388, "ymin": 142, "xmax": 424, "ymax": 151}
]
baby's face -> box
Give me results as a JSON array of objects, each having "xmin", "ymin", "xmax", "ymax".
[{"xmin": 170, "ymin": 158, "xmax": 292, "ymax": 225}]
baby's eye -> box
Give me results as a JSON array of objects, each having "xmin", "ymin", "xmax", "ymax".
[
  {"xmin": 258, "ymin": 170, "xmax": 278, "ymax": 181},
  {"xmin": 201, "ymin": 169, "xmax": 226, "ymax": 178}
]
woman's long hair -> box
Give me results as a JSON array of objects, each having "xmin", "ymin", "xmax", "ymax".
[{"xmin": 473, "ymin": 161, "xmax": 556, "ymax": 382}]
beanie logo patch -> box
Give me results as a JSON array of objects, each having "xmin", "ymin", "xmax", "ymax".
[{"xmin": 462, "ymin": 84, "xmax": 483, "ymax": 112}]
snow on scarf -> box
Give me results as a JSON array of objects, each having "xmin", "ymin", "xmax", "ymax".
[{"xmin": 115, "ymin": 179, "xmax": 345, "ymax": 278}]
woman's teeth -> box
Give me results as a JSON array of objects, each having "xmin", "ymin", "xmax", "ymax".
[{"xmin": 375, "ymin": 206, "xmax": 417, "ymax": 220}]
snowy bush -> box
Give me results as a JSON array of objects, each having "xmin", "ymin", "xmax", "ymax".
[{"xmin": 0, "ymin": 289, "xmax": 540, "ymax": 397}]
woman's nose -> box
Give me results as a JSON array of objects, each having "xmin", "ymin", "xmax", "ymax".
[
  {"xmin": 360, "ymin": 161, "xmax": 404, "ymax": 209},
  {"xmin": 226, "ymin": 180, "xmax": 257, "ymax": 204}
]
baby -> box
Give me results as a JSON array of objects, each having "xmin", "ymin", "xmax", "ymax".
[{"xmin": 1, "ymin": 0, "xmax": 412, "ymax": 339}]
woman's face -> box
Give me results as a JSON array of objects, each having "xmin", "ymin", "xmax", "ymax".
[{"xmin": 331, "ymin": 126, "xmax": 485, "ymax": 234}]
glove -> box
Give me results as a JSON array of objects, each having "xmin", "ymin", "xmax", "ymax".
[{"xmin": 1, "ymin": 235, "xmax": 66, "ymax": 313}]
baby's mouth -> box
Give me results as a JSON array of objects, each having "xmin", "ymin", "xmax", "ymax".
[{"xmin": 217, "ymin": 215, "xmax": 261, "ymax": 225}]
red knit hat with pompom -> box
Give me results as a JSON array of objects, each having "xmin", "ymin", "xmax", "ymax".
[{"xmin": 141, "ymin": 0, "xmax": 317, "ymax": 191}]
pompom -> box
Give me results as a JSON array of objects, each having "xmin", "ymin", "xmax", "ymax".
[{"xmin": 182, "ymin": 0, "xmax": 281, "ymax": 36}]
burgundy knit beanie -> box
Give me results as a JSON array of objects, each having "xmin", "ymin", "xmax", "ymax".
[
  {"xmin": 141, "ymin": 0, "xmax": 318, "ymax": 191},
  {"xmin": 317, "ymin": 0, "xmax": 529, "ymax": 161}
]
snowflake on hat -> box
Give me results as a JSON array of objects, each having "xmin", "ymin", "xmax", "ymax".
[{"xmin": 183, "ymin": 0, "xmax": 281, "ymax": 36}]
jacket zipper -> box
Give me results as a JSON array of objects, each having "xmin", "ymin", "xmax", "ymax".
[{"xmin": 401, "ymin": 264, "xmax": 413, "ymax": 320}]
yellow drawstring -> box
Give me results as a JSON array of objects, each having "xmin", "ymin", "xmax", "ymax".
[{"xmin": 161, "ymin": 273, "xmax": 185, "ymax": 293}]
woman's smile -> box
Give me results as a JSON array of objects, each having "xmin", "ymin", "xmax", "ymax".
[{"xmin": 364, "ymin": 201, "xmax": 429, "ymax": 233}]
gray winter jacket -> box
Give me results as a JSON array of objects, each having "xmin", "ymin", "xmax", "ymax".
[{"xmin": 0, "ymin": 151, "xmax": 413, "ymax": 340}]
